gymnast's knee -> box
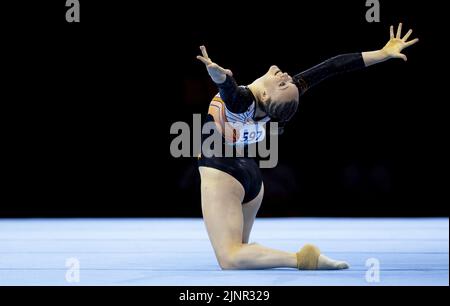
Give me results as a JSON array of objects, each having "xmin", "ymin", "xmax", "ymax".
[
  {"xmin": 218, "ymin": 257, "xmax": 235, "ymax": 270},
  {"xmin": 216, "ymin": 245, "xmax": 248, "ymax": 270},
  {"xmin": 217, "ymin": 254, "xmax": 240, "ymax": 270}
]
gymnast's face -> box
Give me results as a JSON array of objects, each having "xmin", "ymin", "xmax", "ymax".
[{"xmin": 260, "ymin": 65, "xmax": 299, "ymax": 105}]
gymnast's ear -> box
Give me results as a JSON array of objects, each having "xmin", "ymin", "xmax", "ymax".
[{"xmin": 261, "ymin": 90, "xmax": 270, "ymax": 104}]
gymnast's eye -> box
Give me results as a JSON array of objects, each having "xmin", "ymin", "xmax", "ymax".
[{"xmin": 279, "ymin": 82, "xmax": 286, "ymax": 87}]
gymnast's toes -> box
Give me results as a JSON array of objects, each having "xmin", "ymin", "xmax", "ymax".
[
  {"xmin": 336, "ymin": 261, "xmax": 350, "ymax": 270},
  {"xmin": 318, "ymin": 254, "xmax": 350, "ymax": 270}
]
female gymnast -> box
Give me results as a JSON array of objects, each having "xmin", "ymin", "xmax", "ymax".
[{"xmin": 196, "ymin": 23, "xmax": 418, "ymax": 270}]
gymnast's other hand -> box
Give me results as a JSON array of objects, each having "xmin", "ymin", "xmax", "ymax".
[
  {"xmin": 381, "ymin": 23, "xmax": 419, "ymax": 62},
  {"xmin": 197, "ymin": 45, "xmax": 233, "ymax": 84}
]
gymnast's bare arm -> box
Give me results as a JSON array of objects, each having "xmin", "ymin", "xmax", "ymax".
[{"xmin": 362, "ymin": 23, "xmax": 419, "ymax": 66}]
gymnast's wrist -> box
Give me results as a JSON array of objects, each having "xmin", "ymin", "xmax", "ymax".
[{"xmin": 378, "ymin": 48, "xmax": 391, "ymax": 61}]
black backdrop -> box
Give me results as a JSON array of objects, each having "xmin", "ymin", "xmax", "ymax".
[{"xmin": 2, "ymin": 1, "xmax": 446, "ymax": 217}]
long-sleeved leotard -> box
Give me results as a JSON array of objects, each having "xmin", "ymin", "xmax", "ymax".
[{"xmin": 293, "ymin": 53, "xmax": 365, "ymax": 95}]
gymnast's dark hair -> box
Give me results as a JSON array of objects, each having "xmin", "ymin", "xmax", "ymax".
[
  {"xmin": 262, "ymin": 94, "xmax": 298, "ymax": 135},
  {"xmin": 265, "ymin": 97, "xmax": 299, "ymax": 123}
]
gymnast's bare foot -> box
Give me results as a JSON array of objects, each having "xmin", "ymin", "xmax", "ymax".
[{"xmin": 318, "ymin": 254, "xmax": 350, "ymax": 270}]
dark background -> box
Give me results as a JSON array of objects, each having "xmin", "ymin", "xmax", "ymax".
[{"xmin": 2, "ymin": 1, "xmax": 446, "ymax": 217}]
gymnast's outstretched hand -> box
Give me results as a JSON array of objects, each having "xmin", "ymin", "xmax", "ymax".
[
  {"xmin": 362, "ymin": 23, "xmax": 419, "ymax": 66},
  {"xmin": 197, "ymin": 45, "xmax": 233, "ymax": 84},
  {"xmin": 382, "ymin": 23, "xmax": 419, "ymax": 61}
]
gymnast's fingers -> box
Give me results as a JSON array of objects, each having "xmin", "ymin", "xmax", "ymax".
[
  {"xmin": 200, "ymin": 45, "xmax": 210, "ymax": 60},
  {"xmin": 404, "ymin": 38, "xmax": 419, "ymax": 48},
  {"xmin": 196, "ymin": 55, "xmax": 210, "ymax": 65},
  {"xmin": 396, "ymin": 23, "xmax": 403, "ymax": 39},
  {"xmin": 402, "ymin": 29, "xmax": 413, "ymax": 42},
  {"xmin": 224, "ymin": 69, "xmax": 233, "ymax": 76}
]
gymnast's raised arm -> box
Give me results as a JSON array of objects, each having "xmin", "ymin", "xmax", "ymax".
[
  {"xmin": 294, "ymin": 23, "xmax": 419, "ymax": 95},
  {"xmin": 196, "ymin": 46, "xmax": 254, "ymax": 113}
]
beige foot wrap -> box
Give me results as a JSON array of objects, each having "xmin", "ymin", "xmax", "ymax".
[{"xmin": 296, "ymin": 244, "xmax": 321, "ymax": 270}]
